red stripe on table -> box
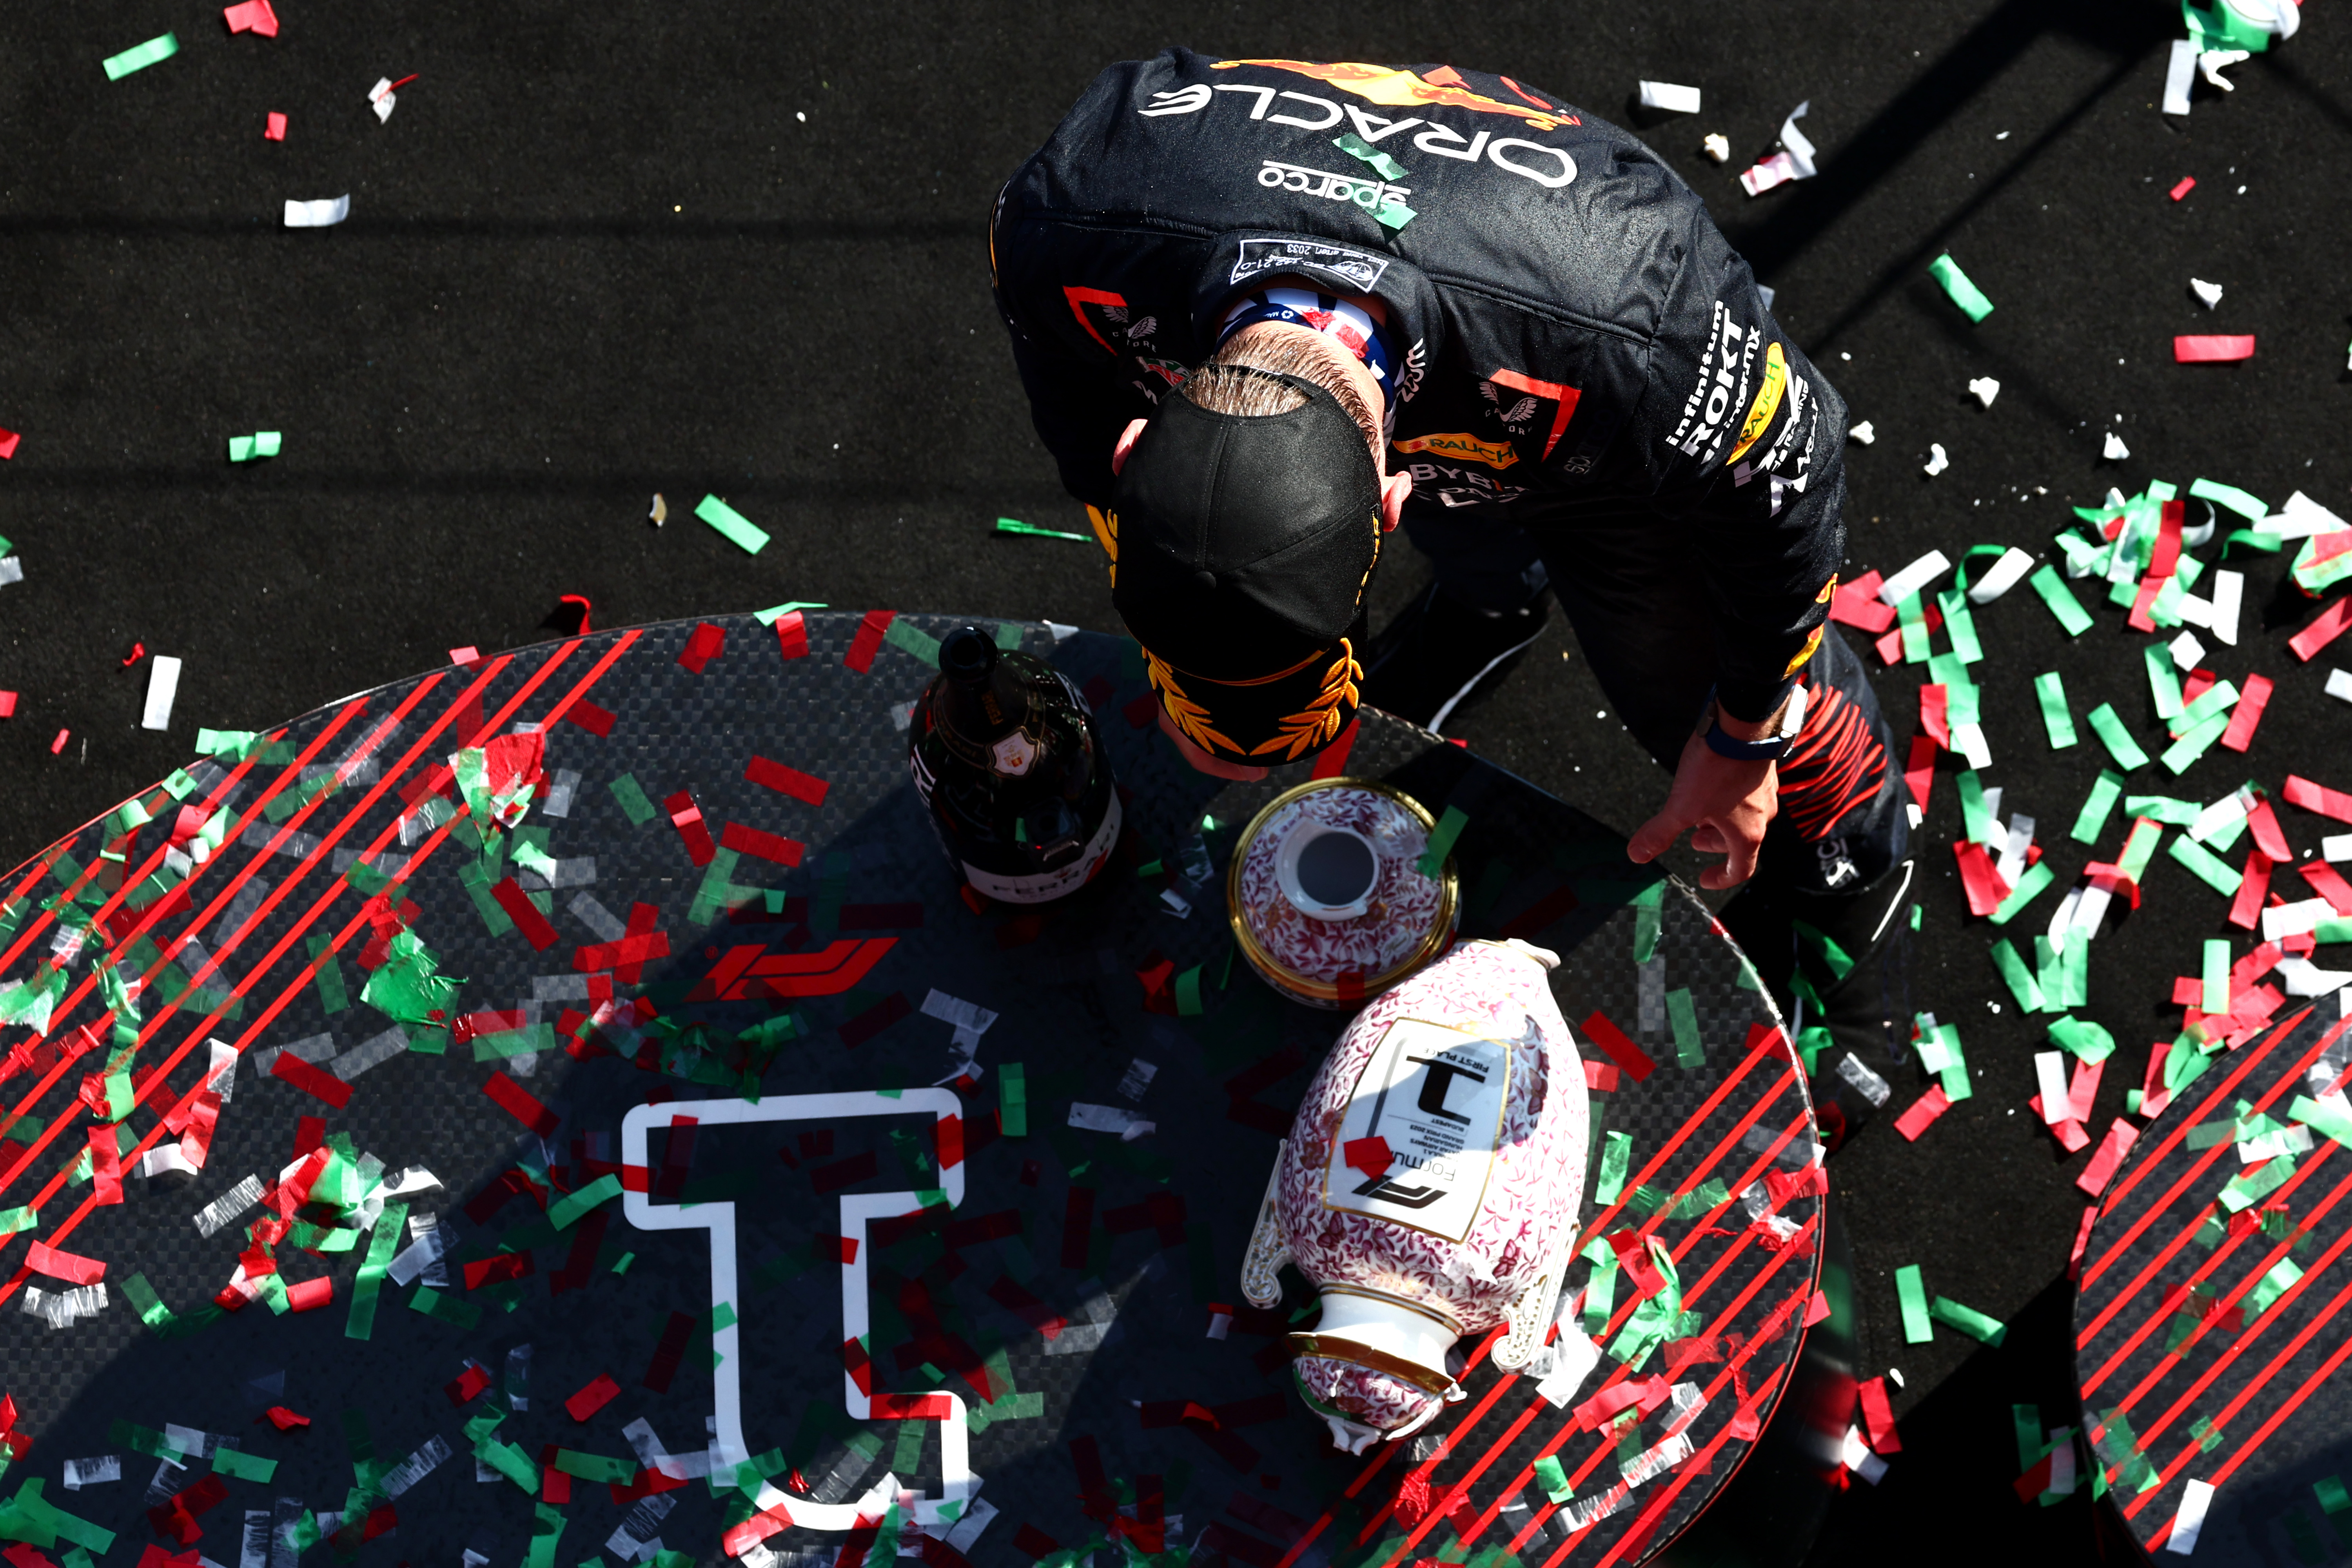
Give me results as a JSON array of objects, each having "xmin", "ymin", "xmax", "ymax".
[
  {"xmin": 2082, "ymin": 1009, "xmax": 2333, "ymax": 1292},
  {"xmin": 2193, "ymin": 1297, "xmax": 2352, "ymax": 1501},
  {"xmin": 2084, "ymin": 1142, "xmax": 2349, "ymax": 1396},
  {"xmin": 719, "ymin": 822, "xmax": 806, "ymax": 867},
  {"xmin": 0, "ymin": 634, "xmax": 640, "ymax": 1300},
  {"xmin": 2119, "ymin": 1232, "xmax": 2352, "ymax": 1520},
  {"xmin": 845, "ymin": 610, "xmax": 895, "ymax": 672},
  {"xmin": 491, "ymin": 877, "xmax": 560, "ymax": 950},
  {"xmin": 1498, "ymin": 883, "xmax": 1580, "ymax": 942},
  {"xmin": 1488, "ymin": 1224, "xmax": 1821, "ymax": 1565},
  {"xmin": 1398, "ymin": 1119, "xmax": 1815, "ymax": 1558},
  {"xmin": 744, "ymin": 755, "xmax": 829, "ymax": 805},
  {"xmin": 484, "ymin": 1072, "xmax": 560, "ymax": 1138}
]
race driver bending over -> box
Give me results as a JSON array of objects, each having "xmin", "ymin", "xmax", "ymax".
[{"xmin": 990, "ymin": 51, "xmax": 1914, "ymax": 1056}]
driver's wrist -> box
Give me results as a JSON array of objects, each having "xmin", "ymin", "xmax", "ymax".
[{"xmin": 1713, "ymin": 703, "xmax": 1780, "ymax": 743}]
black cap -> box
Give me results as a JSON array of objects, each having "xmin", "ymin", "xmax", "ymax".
[{"xmin": 1108, "ymin": 370, "xmax": 1379, "ymax": 764}]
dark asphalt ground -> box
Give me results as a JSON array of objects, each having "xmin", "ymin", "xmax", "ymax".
[{"xmin": 3, "ymin": 1, "xmax": 2349, "ymax": 1559}]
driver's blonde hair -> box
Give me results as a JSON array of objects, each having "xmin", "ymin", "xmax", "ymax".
[{"xmin": 1182, "ymin": 325, "xmax": 1386, "ymax": 467}]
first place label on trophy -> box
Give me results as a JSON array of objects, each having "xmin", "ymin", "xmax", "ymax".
[{"xmin": 1321, "ymin": 1018, "xmax": 1513, "ymax": 1243}]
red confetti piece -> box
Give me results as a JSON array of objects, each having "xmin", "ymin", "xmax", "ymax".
[
  {"xmin": 120, "ymin": 642, "xmax": 146, "ymax": 667},
  {"xmin": 2246, "ymin": 795, "xmax": 2291, "ymax": 860},
  {"xmin": 2127, "ymin": 570, "xmax": 2165, "ymax": 633},
  {"xmin": 564, "ymin": 1372, "xmax": 620, "ymax": 1422},
  {"xmin": 0, "ymin": 691, "xmax": 15, "ymax": 718},
  {"xmin": 1804, "ymin": 1289, "xmax": 1833, "ymax": 1326},
  {"xmin": 677, "ymin": 621, "xmax": 726, "ymax": 673},
  {"xmin": 2299, "ymin": 860, "xmax": 2352, "ymax": 917},
  {"xmin": 844, "ymin": 609, "xmax": 895, "ymax": 673},
  {"xmin": 936, "ymin": 1113, "xmax": 964, "ymax": 1171},
  {"xmin": 222, "ymin": 0, "xmax": 278, "ymax": 34},
  {"xmin": 88, "ymin": 1125, "xmax": 123, "ymax": 1205},
  {"xmin": 2288, "ymin": 597, "xmax": 2352, "ymax": 661},
  {"xmin": 871, "ymin": 1393, "xmax": 956, "ymax": 1420},
  {"xmin": 491, "ymin": 877, "xmax": 559, "ymax": 950},
  {"xmin": 285, "ymin": 1276, "xmax": 332, "ymax": 1311},
  {"xmin": 2284, "ymin": 775, "xmax": 2352, "ymax": 824},
  {"xmin": 2068, "ymin": 1206, "xmax": 2098, "ymax": 1280},
  {"xmin": 261, "ymin": 1406, "xmax": 310, "ymax": 1430},
  {"xmin": 2174, "ymin": 334, "xmax": 2255, "ymax": 363},
  {"xmin": 719, "ymin": 820, "xmax": 804, "ymax": 867},
  {"xmin": 264, "ymin": 111, "xmax": 286, "ymax": 140},
  {"xmin": 2076, "ymin": 1118, "xmax": 2138, "ymax": 1196},
  {"xmin": 2228, "ymin": 851, "xmax": 2274, "ymax": 930},
  {"xmin": 563, "ymin": 698, "xmax": 615, "ymax": 737},
  {"xmin": 449, "ymin": 646, "xmax": 480, "ymax": 664},
  {"xmin": 1857, "ymin": 1377, "xmax": 1900, "ymax": 1450},
  {"xmin": 1904, "ymin": 733, "xmax": 1936, "ymax": 813},
  {"xmin": 1579, "ymin": 1009, "xmax": 1656, "ymax": 1082},
  {"xmin": 744, "ymin": 754, "xmax": 829, "ymax": 805},
  {"xmin": 664, "ymin": 790, "xmax": 715, "ymax": 866},
  {"xmin": 0, "ymin": 429, "xmax": 18, "ymax": 460},
  {"xmin": 773, "ymin": 610, "xmax": 809, "ymax": 661},
  {"xmin": 2220, "ymin": 672, "xmax": 2272, "ymax": 753},
  {"xmin": 557, "ymin": 593, "xmax": 592, "ymax": 635},
  {"xmin": 1829, "ymin": 572, "xmax": 1897, "ymax": 633},
  {"xmin": 642, "ymin": 1310, "xmax": 697, "ymax": 1394},
  {"xmin": 1309, "ymin": 716, "xmax": 1359, "ymax": 779},
  {"xmin": 49, "ymin": 730, "xmax": 68, "ymax": 755},
  {"xmin": 1342, "ymin": 1136, "xmax": 1392, "ymax": 1178},
  {"xmin": 483, "ymin": 1071, "xmax": 560, "ymax": 1137},
  {"xmin": 1574, "ymin": 1372, "xmax": 1668, "ymax": 1431},
  {"xmin": 1918, "ymin": 684, "xmax": 1949, "ymax": 750},
  {"xmin": 1953, "ymin": 838, "xmax": 2009, "ymax": 917},
  {"xmin": 575, "ymin": 929, "xmax": 670, "ymax": 974},
  {"xmin": 1892, "ymin": 1084, "xmax": 1952, "ymax": 1141},
  {"xmin": 2170, "ymin": 175, "xmax": 2196, "ymax": 200},
  {"xmin": 463, "ymin": 1252, "xmax": 534, "ymax": 1290},
  {"xmin": 1583, "ymin": 1058, "xmax": 1621, "ymax": 1092},
  {"xmin": 25, "ymin": 1240, "xmax": 104, "ymax": 1285},
  {"xmin": 271, "ymin": 1050, "xmax": 354, "ymax": 1109}
]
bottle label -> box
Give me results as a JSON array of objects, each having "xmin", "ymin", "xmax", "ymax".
[
  {"xmin": 962, "ymin": 793, "xmax": 1123, "ymax": 904},
  {"xmin": 1320, "ymin": 1019, "xmax": 1512, "ymax": 1243}
]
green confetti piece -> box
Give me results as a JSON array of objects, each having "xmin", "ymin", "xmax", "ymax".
[
  {"xmin": 883, "ymin": 617, "xmax": 943, "ymax": 666},
  {"xmin": 547, "ymin": 1173, "xmax": 623, "ymax": 1232},
  {"xmin": 1897, "ymin": 592, "xmax": 1931, "ymax": 664},
  {"xmin": 1173, "ymin": 964, "xmax": 1204, "ymax": 1016},
  {"xmin": 2144, "ymin": 645, "xmax": 2184, "ymax": 722},
  {"xmin": 9, "ymin": 1485, "xmax": 116, "ymax": 1553},
  {"xmin": 2033, "ymin": 672, "xmax": 2077, "ymax": 750},
  {"xmin": 2184, "ymin": 477, "xmax": 2263, "ymax": 521},
  {"xmin": 1594, "ymin": 1130, "xmax": 1632, "ymax": 1205},
  {"xmin": 1372, "ymin": 200, "xmax": 1415, "ymax": 231},
  {"xmin": 1895, "ymin": 1265, "xmax": 1933, "ymax": 1343},
  {"xmin": 346, "ymin": 1200, "xmax": 409, "ymax": 1341},
  {"xmin": 1582, "ymin": 1237, "xmax": 1620, "ymax": 1334},
  {"xmin": 2316, "ymin": 1476, "xmax": 2351, "ymax": 1515},
  {"xmin": 1928, "ymin": 254, "xmax": 1995, "ymax": 321},
  {"xmin": 408, "ymin": 1283, "xmax": 484, "ymax": 1329},
  {"xmin": 2169, "ymin": 834, "xmax": 2243, "ymax": 898},
  {"xmin": 1416, "ymin": 804, "xmax": 1468, "ymax": 878},
  {"xmin": 1928, "ymin": 1295, "xmax": 2008, "ymax": 1345},
  {"xmin": 752, "ymin": 600, "xmax": 828, "ymax": 624},
  {"xmin": 694, "ymin": 494, "xmax": 770, "ymax": 554},
  {"xmin": 2159, "ymin": 710, "xmax": 2232, "ymax": 776},
  {"xmin": 993, "ymin": 517, "xmax": 1090, "ymax": 542},
  {"xmin": 103, "ymin": 32, "xmax": 179, "ymax": 80},
  {"xmin": 2085, "ymin": 705, "xmax": 2149, "ymax": 771},
  {"xmin": 2290, "ymin": 1094, "xmax": 2352, "ymax": 1149},
  {"xmin": 2122, "ymin": 794, "xmax": 2200, "ymax": 827},
  {"xmin": 2029, "ymin": 565, "xmax": 2093, "ymax": 636},
  {"xmin": 196, "ymin": 727, "xmax": 261, "ymax": 759},
  {"xmin": 2174, "ymin": 679, "xmax": 2240, "ymax": 733},
  {"xmin": 2244, "ymin": 1256, "xmax": 2305, "ymax": 1317},
  {"xmin": 607, "ymin": 773, "xmax": 658, "ymax": 826},
  {"xmin": 1532, "ymin": 1454, "xmax": 1573, "ymax": 1503},
  {"xmin": 475, "ymin": 1436, "xmax": 539, "ymax": 1493},
  {"xmin": 1990, "ymin": 860, "xmax": 2054, "ymax": 926},
  {"xmin": 2202, "ymin": 939, "xmax": 2231, "ymax": 1014},
  {"xmin": 1332, "ymin": 132, "xmax": 1410, "ymax": 180},
  {"xmin": 111, "ymin": 1420, "xmax": 188, "ymax": 1465},
  {"xmin": 1957, "ymin": 770, "xmax": 1997, "ymax": 848},
  {"xmin": 211, "ymin": 1447, "xmax": 278, "ymax": 1483},
  {"xmin": 553, "ymin": 1450, "xmax": 636, "ymax": 1484},
  {"xmin": 1938, "ymin": 588, "xmax": 1984, "ymax": 662},
  {"xmin": 0, "ymin": 1203, "xmax": 37, "ymax": 1240},
  {"xmin": 2049, "ymin": 1016, "xmax": 2115, "ymax": 1064},
  {"xmin": 1665, "ymin": 988, "xmax": 1702, "ymax": 1068},
  {"xmin": 2117, "ymin": 818, "xmax": 2165, "ymax": 884},
  {"xmin": 2219, "ymin": 1153, "xmax": 2296, "ymax": 1213},
  {"xmin": 1989, "ymin": 940, "xmax": 2043, "ymax": 1010},
  {"xmin": 998, "ymin": 1061, "xmax": 1026, "ymax": 1138},
  {"xmin": 1631, "ymin": 880, "xmax": 1664, "ymax": 963},
  {"xmin": 253, "ymin": 430, "xmax": 282, "ymax": 458}
]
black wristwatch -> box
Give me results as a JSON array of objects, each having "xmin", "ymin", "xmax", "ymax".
[{"xmin": 1699, "ymin": 685, "xmax": 1807, "ymax": 762}]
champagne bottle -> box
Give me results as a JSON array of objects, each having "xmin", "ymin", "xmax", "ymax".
[{"xmin": 907, "ymin": 626, "xmax": 1121, "ymax": 904}]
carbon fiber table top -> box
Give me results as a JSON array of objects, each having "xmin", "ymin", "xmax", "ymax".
[
  {"xmin": 2076, "ymin": 1004, "xmax": 2352, "ymax": 1563},
  {"xmin": 0, "ymin": 611, "xmax": 1824, "ymax": 1568}
]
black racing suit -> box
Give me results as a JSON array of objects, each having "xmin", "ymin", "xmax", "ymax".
[{"xmin": 991, "ymin": 50, "xmax": 1905, "ymax": 895}]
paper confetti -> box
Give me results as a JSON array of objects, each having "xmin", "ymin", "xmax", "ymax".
[
  {"xmin": 284, "ymin": 196, "xmax": 351, "ymax": 228},
  {"xmin": 1929, "ymin": 254, "xmax": 1995, "ymax": 321},
  {"xmin": 695, "ymin": 494, "xmax": 770, "ymax": 554},
  {"xmin": 103, "ymin": 33, "xmax": 180, "ymax": 79}
]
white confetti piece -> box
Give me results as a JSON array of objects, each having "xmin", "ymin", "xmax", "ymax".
[
  {"xmin": 141, "ymin": 655, "xmax": 182, "ymax": 731},
  {"xmin": 2035, "ymin": 1052, "xmax": 2071, "ymax": 1123},
  {"xmin": 1848, "ymin": 419, "xmax": 1875, "ymax": 445},
  {"xmin": 63, "ymin": 1455, "xmax": 122, "ymax": 1489},
  {"xmin": 2189, "ymin": 278, "xmax": 2223, "ymax": 308},
  {"xmin": 1968, "ymin": 377, "xmax": 2001, "ymax": 408},
  {"xmin": 331, "ymin": 1025, "xmax": 408, "ymax": 1081},
  {"xmin": 2162, "ymin": 39, "xmax": 2198, "ymax": 116},
  {"xmin": 1069, "ymin": 1102, "xmax": 1155, "ymax": 1140},
  {"xmin": 1835, "ymin": 1052, "xmax": 1892, "ymax": 1107},
  {"xmin": 2166, "ymin": 1477, "xmax": 2214, "ymax": 1553},
  {"xmin": 1922, "ymin": 443, "xmax": 1949, "ymax": 477},
  {"xmin": 1877, "ymin": 550, "xmax": 1952, "ymax": 606},
  {"xmin": 283, "ymin": 195, "xmax": 350, "ymax": 227},
  {"xmin": 1637, "ymin": 81, "xmax": 1701, "ymax": 114},
  {"xmin": 2103, "ymin": 432, "xmax": 2130, "ymax": 461},
  {"xmin": 194, "ymin": 1174, "xmax": 266, "ymax": 1237},
  {"xmin": 1966, "ymin": 546, "xmax": 2034, "ymax": 604},
  {"xmin": 1702, "ymin": 132, "xmax": 1730, "ymax": 162}
]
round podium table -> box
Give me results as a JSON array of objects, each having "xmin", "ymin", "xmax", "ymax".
[
  {"xmin": 0, "ymin": 612, "xmax": 1834, "ymax": 1568},
  {"xmin": 2076, "ymin": 1004, "xmax": 2352, "ymax": 1563}
]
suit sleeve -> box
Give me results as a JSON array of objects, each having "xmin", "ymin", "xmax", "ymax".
[
  {"xmin": 990, "ymin": 200, "xmax": 1154, "ymax": 512},
  {"xmin": 1634, "ymin": 210, "xmax": 1848, "ymax": 724}
]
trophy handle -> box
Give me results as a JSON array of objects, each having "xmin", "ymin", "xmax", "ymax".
[{"xmin": 1240, "ymin": 1140, "xmax": 1292, "ymax": 1309}]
